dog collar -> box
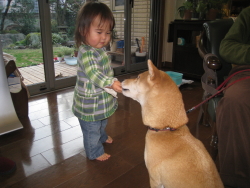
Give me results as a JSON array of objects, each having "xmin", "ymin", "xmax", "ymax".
[{"xmin": 148, "ymin": 126, "xmax": 176, "ymax": 132}]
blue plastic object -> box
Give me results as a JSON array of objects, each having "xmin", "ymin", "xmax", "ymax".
[
  {"xmin": 165, "ymin": 71, "xmax": 183, "ymax": 85},
  {"xmin": 116, "ymin": 40, "xmax": 124, "ymax": 48}
]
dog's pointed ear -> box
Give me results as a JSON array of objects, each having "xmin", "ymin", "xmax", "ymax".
[{"xmin": 148, "ymin": 59, "xmax": 159, "ymax": 80}]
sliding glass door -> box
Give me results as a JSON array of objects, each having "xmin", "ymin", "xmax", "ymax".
[
  {"xmin": 100, "ymin": 0, "xmax": 151, "ymax": 75},
  {"xmin": 0, "ymin": 0, "xmax": 78, "ymax": 96},
  {"xmin": 0, "ymin": 0, "xmax": 47, "ymax": 95},
  {"xmin": 48, "ymin": 0, "xmax": 81, "ymax": 91},
  {"xmin": 128, "ymin": 0, "xmax": 150, "ymax": 72},
  {"xmin": 1, "ymin": 0, "xmax": 155, "ymax": 96},
  {"xmin": 34, "ymin": 0, "xmax": 78, "ymax": 96}
]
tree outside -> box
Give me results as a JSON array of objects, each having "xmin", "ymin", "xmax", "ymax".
[{"xmin": 0, "ymin": 0, "xmax": 85, "ymax": 67}]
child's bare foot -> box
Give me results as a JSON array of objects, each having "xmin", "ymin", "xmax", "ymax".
[
  {"xmin": 96, "ymin": 153, "xmax": 111, "ymax": 161},
  {"xmin": 105, "ymin": 136, "xmax": 113, "ymax": 144}
]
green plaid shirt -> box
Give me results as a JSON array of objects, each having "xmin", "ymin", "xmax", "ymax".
[{"xmin": 72, "ymin": 44, "xmax": 118, "ymax": 121}]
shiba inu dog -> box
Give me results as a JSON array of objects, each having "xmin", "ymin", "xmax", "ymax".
[{"xmin": 122, "ymin": 60, "xmax": 223, "ymax": 188}]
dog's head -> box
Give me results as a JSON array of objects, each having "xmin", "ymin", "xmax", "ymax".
[{"xmin": 122, "ymin": 60, "xmax": 188, "ymax": 129}]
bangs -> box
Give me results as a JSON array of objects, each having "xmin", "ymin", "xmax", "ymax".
[{"xmin": 98, "ymin": 14, "xmax": 115, "ymax": 31}]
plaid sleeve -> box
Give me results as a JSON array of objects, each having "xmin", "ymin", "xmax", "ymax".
[{"xmin": 80, "ymin": 49, "xmax": 114, "ymax": 88}]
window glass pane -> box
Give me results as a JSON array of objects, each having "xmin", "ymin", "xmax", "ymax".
[
  {"xmin": 100, "ymin": 0, "xmax": 150, "ymax": 69},
  {"xmin": 0, "ymin": 0, "xmax": 45, "ymax": 86},
  {"xmin": 131, "ymin": 0, "xmax": 150, "ymax": 64},
  {"xmin": 50, "ymin": 0, "xmax": 85, "ymax": 80}
]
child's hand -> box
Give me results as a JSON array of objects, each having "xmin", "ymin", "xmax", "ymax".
[{"xmin": 111, "ymin": 81, "xmax": 122, "ymax": 93}]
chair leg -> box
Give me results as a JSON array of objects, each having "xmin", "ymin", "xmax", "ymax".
[
  {"xmin": 210, "ymin": 121, "xmax": 218, "ymax": 161},
  {"xmin": 196, "ymin": 101, "xmax": 209, "ymax": 126},
  {"xmin": 202, "ymin": 102, "xmax": 210, "ymax": 127},
  {"xmin": 197, "ymin": 105, "xmax": 204, "ymax": 125}
]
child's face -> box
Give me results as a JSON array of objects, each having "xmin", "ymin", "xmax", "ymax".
[{"xmin": 85, "ymin": 16, "xmax": 112, "ymax": 49}]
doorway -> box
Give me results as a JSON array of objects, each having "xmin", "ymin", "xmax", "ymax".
[
  {"xmin": 1, "ymin": 0, "xmax": 161, "ymax": 96},
  {"xmin": 100, "ymin": 0, "xmax": 151, "ymax": 75}
]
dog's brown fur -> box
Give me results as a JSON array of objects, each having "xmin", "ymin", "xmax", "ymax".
[{"xmin": 122, "ymin": 60, "xmax": 223, "ymax": 188}]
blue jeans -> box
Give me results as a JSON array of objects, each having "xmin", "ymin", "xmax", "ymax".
[{"xmin": 78, "ymin": 118, "xmax": 108, "ymax": 160}]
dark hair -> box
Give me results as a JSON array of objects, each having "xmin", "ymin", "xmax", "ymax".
[{"xmin": 74, "ymin": 2, "xmax": 115, "ymax": 48}]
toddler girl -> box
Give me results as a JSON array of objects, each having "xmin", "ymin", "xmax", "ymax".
[{"xmin": 72, "ymin": 2, "xmax": 122, "ymax": 161}]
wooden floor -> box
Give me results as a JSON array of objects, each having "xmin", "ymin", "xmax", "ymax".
[
  {"xmin": 19, "ymin": 61, "xmax": 123, "ymax": 86},
  {"xmin": 0, "ymin": 71, "xmax": 216, "ymax": 188}
]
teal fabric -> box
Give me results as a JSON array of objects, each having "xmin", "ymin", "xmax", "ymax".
[
  {"xmin": 219, "ymin": 6, "xmax": 250, "ymax": 65},
  {"xmin": 72, "ymin": 44, "xmax": 118, "ymax": 121}
]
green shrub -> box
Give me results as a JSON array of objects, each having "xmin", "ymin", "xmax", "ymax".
[
  {"xmin": 6, "ymin": 43, "xmax": 16, "ymax": 49},
  {"xmin": 57, "ymin": 52, "xmax": 63, "ymax": 57},
  {"xmin": 14, "ymin": 32, "xmax": 67, "ymax": 48},
  {"xmin": 1, "ymin": 30, "xmax": 19, "ymax": 34},
  {"xmin": 67, "ymin": 26, "xmax": 75, "ymax": 40},
  {"xmin": 61, "ymin": 46, "xmax": 73, "ymax": 56},
  {"xmin": 26, "ymin": 33, "xmax": 41, "ymax": 48},
  {"xmin": 29, "ymin": 33, "xmax": 41, "ymax": 48},
  {"xmin": 51, "ymin": 33, "xmax": 65, "ymax": 45},
  {"xmin": 15, "ymin": 39, "xmax": 27, "ymax": 46},
  {"xmin": 19, "ymin": 13, "xmax": 36, "ymax": 35},
  {"xmin": 51, "ymin": 19, "xmax": 58, "ymax": 33}
]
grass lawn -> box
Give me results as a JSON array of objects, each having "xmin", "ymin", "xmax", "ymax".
[{"xmin": 3, "ymin": 47, "xmax": 65, "ymax": 67}]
